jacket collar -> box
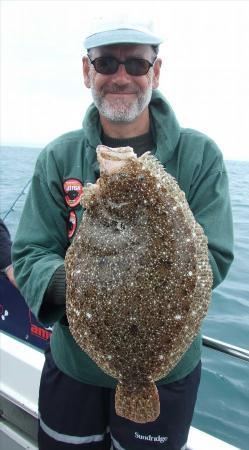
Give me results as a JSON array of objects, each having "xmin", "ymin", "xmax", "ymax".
[{"xmin": 149, "ymin": 90, "xmax": 180, "ymax": 164}]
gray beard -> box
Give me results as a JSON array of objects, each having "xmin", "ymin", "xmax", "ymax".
[{"xmin": 90, "ymin": 85, "xmax": 153, "ymax": 123}]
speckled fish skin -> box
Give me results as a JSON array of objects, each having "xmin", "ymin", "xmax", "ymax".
[{"xmin": 65, "ymin": 145, "xmax": 213, "ymax": 423}]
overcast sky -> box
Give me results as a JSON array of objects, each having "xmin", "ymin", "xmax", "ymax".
[{"xmin": 1, "ymin": 0, "xmax": 249, "ymax": 161}]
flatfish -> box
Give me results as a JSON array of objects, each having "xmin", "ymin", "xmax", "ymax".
[{"xmin": 65, "ymin": 145, "xmax": 213, "ymax": 423}]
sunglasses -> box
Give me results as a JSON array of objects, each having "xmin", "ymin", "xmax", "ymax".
[{"xmin": 88, "ymin": 55, "xmax": 156, "ymax": 76}]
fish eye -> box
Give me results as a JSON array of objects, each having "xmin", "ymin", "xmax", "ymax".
[{"xmin": 119, "ymin": 172, "xmax": 128, "ymax": 178}]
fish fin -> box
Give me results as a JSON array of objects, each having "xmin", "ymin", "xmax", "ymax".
[{"xmin": 115, "ymin": 382, "xmax": 160, "ymax": 423}]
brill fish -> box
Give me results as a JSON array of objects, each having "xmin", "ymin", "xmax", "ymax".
[{"xmin": 65, "ymin": 145, "xmax": 213, "ymax": 423}]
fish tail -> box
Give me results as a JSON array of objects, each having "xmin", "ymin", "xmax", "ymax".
[{"xmin": 115, "ymin": 382, "xmax": 160, "ymax": 423}]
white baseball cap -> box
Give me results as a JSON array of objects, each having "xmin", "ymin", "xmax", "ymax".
[{"xmin": 84, "ymin": 16, "xmax": 163, "ymax": 49}]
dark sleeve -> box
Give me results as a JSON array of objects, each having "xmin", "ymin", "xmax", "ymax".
[
  {"xmin": 0, "ymin": 219, "xmax": 12, "ymax": 270},
  {"xmin": 40, "ymin": 265, "xmax": 66, "ymax": 322}
]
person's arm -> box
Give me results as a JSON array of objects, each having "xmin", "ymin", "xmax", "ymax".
[
  {"xmin": 0, "ymin": 219, "xmax": 12, "ymax": 270},
  {"xmin": 188, "ymin": 140, "xmax": 234, "ymax": 288},
  {"xmin": 0, "ymin": 219, "xmax": 18, "ymax": 287},
  {"xmin": 12, "ymin": 148, "xmax": 69, "ymax": 325}
]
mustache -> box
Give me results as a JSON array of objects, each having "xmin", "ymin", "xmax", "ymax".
[{"xmin": 102, "ymin": 84, "xmax": 140, "ymax": 95}]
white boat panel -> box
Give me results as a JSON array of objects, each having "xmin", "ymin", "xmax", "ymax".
[
  {"xmin": 0, "ymin": 420, "xmax": 38, "ymax": 450},
  {"xmin": 187, "ymin": 427, "xmax": 239, "ymax": 449},
  {"xmin": 0, "ymin": 332, "xmax": 44, "ymax": 417}
]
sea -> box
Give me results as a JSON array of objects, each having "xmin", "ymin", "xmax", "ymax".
[{"xmin": 0, "ymin": 146, "xmax": 248, "ymax": 449}]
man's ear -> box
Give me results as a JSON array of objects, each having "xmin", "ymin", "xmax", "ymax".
[
  {"xmin": 152, "ymin": 58, "xmax": 162, "ymax": 89},
  {"xmin": 82, "ymin": 56, "xmax": 91, "ymax": 88}
]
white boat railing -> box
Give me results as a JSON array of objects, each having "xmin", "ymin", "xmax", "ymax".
[{"xmin": 203, "ymin": 335, "xmax": 249, "ymax": 362}]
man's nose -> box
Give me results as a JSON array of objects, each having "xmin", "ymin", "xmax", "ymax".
[{"xmin": 111, "ymin": 63, "xmax": 131, "ymax": 83}]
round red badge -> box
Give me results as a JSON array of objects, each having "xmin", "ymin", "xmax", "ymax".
[
  {"xmin": 63, "ymin": 179, "xmax": 83, "ymax": 208},
  {"xmin": 68, "ymin": 211, "xmax": 77, "ymax": 239}
]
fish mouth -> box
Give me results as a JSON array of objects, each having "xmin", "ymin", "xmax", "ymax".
[
  {"xmin": 97, "ymin": 145, "xmax": 137, "ymax": 175},
  {"xmin": 97, "ymin": 144, "xmax": 136, "ymax": 161}
]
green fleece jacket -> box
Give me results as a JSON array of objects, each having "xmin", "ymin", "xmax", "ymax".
[{"xmin": 12, "ymin": 90, "xmax": 233, "ymax": 387}]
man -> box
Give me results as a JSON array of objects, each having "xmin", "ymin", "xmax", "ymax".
[{"xmin": 12, "ymin": 18, "xmax": 233, "ymax": 450}]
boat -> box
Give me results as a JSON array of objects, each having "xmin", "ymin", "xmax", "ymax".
[{"xmin": 1, "ymin": 325, "xmax": 248, "ymax": 449}]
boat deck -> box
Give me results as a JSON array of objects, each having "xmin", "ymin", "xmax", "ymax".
[{"xmin": 0, "ymin": 332, "xmax": 239, "ymax": 450}]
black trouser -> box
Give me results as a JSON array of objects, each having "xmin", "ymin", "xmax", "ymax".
[{"xmin": 38, "ymin": 346, "xmax": 201, "ymax": 450}]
